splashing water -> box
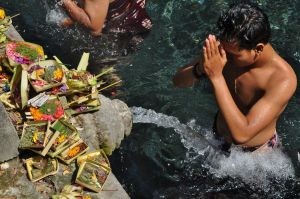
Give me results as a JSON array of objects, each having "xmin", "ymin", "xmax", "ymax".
[
  {"xmin": 210, "ymin": 147, "xmax": 295, "ymax": 192},
  {"xmin": 131, "ymin": 106, "xmax": 220, "ymax": 155},
  {"xmin": 45, "ymin": 8, "xmax": 66, "ymax": 25},
  {"xmin": 44, "ymin": 1, "xmax": 67, "ymax": 25},
  {"xmin": 131, "ymin": 106, "xmax": 295, "ymax": 196}
]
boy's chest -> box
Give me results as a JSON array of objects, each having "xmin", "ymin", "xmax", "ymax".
[{"xmin": 224, "ymin": 68, "xmax": 264, "ymax": 111}]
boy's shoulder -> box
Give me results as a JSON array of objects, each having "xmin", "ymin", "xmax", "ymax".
[
  {"xmin": 270, "ymin": 54, "xmax": 296, "ymax": 81},
  {"xmin": 265, "ymin": 54, "xmax": 297, "ymax": 96}
]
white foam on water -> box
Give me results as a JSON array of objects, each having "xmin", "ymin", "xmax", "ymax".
[
  {"xmin": 131, "ymin": 106, "xmax": 295, "ymax": 192},
  {"xmin": 46, "ymin": 9, "xmax": 66, "ymax": 25},
  {"xmin": 44, "ymin": 2, "xmax": 67, "ymax": 25},
  {"xmin": 209, "ymin": 147, "xmax": 294, "ymax": 192}
]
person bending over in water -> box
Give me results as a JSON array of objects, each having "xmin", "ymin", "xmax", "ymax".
[
  {"xmin": 62, "ymin": 0, "xmax": 152, "ymax": 36},
  {"xmin": 173, "ymin": 3, "xmax": 297, "ymax": 152}
]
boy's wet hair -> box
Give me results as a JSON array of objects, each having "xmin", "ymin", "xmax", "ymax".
[{"xmin": 217, "ymin": 3, "xmax": 271, "ymax": 50}]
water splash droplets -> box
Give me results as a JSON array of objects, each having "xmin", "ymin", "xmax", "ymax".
[{"xmin": 131, "ymin": 106, "xmax": 295, "ymax": 196}]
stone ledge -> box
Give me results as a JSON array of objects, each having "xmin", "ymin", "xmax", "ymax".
[{"xmin": 0, "ymin": 102, "xmax": 19, "ymax": 162}]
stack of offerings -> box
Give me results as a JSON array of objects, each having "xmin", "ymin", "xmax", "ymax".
[
  {"xmin": 19, "ymin": 118, "xmax": 89, "ymax": 165},
  {"xmin": 0, "ymin": 8, "xmax": 16, "ymax": 103},
  {"xmin": 0, "ymin": 21, "xmax": 119, "ymax": 189},
  {"xmin": 51, "ymin": 150, "xmax": 110, "ymax": 197}
]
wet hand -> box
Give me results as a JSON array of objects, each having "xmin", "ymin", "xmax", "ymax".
[{"xmin": 202, "ymin": 35, "xmax": 227, "ymax": 81}]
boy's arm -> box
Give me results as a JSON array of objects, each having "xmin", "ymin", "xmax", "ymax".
[
  {"xmin": 63, "ymin": 0, "xmax": 109, "ymax": 35},
  {"xmin": 63, "ymin": 0, "xmax": 92, "ymax": 27},
  {"xmin": 172, "ymin": 56, "xmax": 205, "ymax": 88}
]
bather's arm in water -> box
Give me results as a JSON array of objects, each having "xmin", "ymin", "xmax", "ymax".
[
  {"xmin": 62, "ymin": 0, "xmax": 109, "ymax": 36},
  {"xmin": 172, "ymin": 56, "xmax": 205, "ymax": 88}
]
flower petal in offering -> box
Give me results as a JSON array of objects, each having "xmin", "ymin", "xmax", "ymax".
[
  {"xmin": 0, "ymin": 8, "xmax": 6, "ymax": 20},
  {"xmin": 58, "ymin": 139, "xmax": 89, "ymax": 164},
  {"xmin": 6, "ymin": 41, "xmax": 44, "ymax": 66}
]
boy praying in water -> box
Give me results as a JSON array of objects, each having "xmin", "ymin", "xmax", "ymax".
[{"xmin": 173, "ymin": 3, "xmax": 297, "ymax": 152}]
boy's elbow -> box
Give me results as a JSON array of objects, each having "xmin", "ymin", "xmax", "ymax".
[
  {"xmin": 91, "ymin": 29, "xmax": 102, "ymax": 36},
  {"xmin": 89, "ymin": 23, "xmax": 104, "ymax": 36},
  {"xmin": 232, "ymin": 133, "xmax": 252, "ymax": 145}
]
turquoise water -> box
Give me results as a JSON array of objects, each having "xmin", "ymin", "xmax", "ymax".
[{"xmin": 1, "ymin": 0, "xmax": 300, "ymax": 198}]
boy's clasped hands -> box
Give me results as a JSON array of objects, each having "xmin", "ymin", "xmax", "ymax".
[{"xmin": 202, "ymin": 35, "xmax": 227, "ymax": 81}]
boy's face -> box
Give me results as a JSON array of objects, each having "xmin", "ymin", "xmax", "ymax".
[{"xmin": 221, "ymin": 41, "xmax": 257, "ymax": 67}]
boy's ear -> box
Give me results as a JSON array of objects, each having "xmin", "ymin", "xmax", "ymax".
[{"xmin": 254, "ymin": 43, "xmax": 264, "ymax": 54}]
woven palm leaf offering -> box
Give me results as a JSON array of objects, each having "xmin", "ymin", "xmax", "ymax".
[
  {"xmin": 58, "ymin": 52, "xmax": 120, "ymax": 94},
  {"xmin": 25, "ymin": 156, "xmax": 59, "ymax": 182},
  {"xmin": 59, "ymin": 86, "xmax": 101, "ymax": 116},
  {"xmin": 75, "ymin": 161, "xmax": 110, "ymax": 193},
  {"xmin": 0, "ymin": 34, "xmax": 6, "ymax": 44},
  {"xmin": 44, "ymin": 119, "xmax": 80, "ymax": 158},
  {"xmin": 65, "ymin": 69, "xmax": 98, "ymax": 91},
  {"xmin": 51, "ymin": 185, "xmax": 91, "ymax": 199},
  {"xmin": 6, "ymin": 41, "xmax": 44, "ymax": 67},
  {"xmin": 10, "ymin": 64, "xmax": 28, "ymax": 109},
  {"xmin": 28, "ymin": 60, "xmax": 66, "ymax": 92},
  {"xmin": 27, "ymin": 95, "xmax": 65, "ymax": 121},
  {"xmin": 77, "ymin": 150, "xmax": 110, "ymax": 168},
  {"xmin": 19, "ymin": 121, "xmax": 50, "ymax": 149},
  {"xmin": 30, "ymin": 125, "xmax": 54, "ymax": 156},
  {"xmin": 58, "ymin": 139, "xmax": 89, "ymax": 165}
]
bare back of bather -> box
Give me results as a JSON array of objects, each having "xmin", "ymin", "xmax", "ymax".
[{"xmin": 62, "ymin": 0, "xmax": 152, "ymax": 36}]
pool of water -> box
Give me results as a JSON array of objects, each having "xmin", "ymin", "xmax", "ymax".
[{"xmin": 1, "ymin": 0, "xmax": 300, "ymax": 198}]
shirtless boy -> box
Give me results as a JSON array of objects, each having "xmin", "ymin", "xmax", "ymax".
[{"xmin": 173, "ymin": 3, "xmax": 297, "ymax": 152}]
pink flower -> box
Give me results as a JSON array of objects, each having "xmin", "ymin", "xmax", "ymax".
[
  {"xmin": 32, "ymin": 80, "xmax": 47, "ymax": 86},
  {"xmin": 54, "ymin": 106, "xmax": 64, "ymax": 119},
  {"xmin": 41, "ymin": 114, "xmax": 54, "ymax": 121}
]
